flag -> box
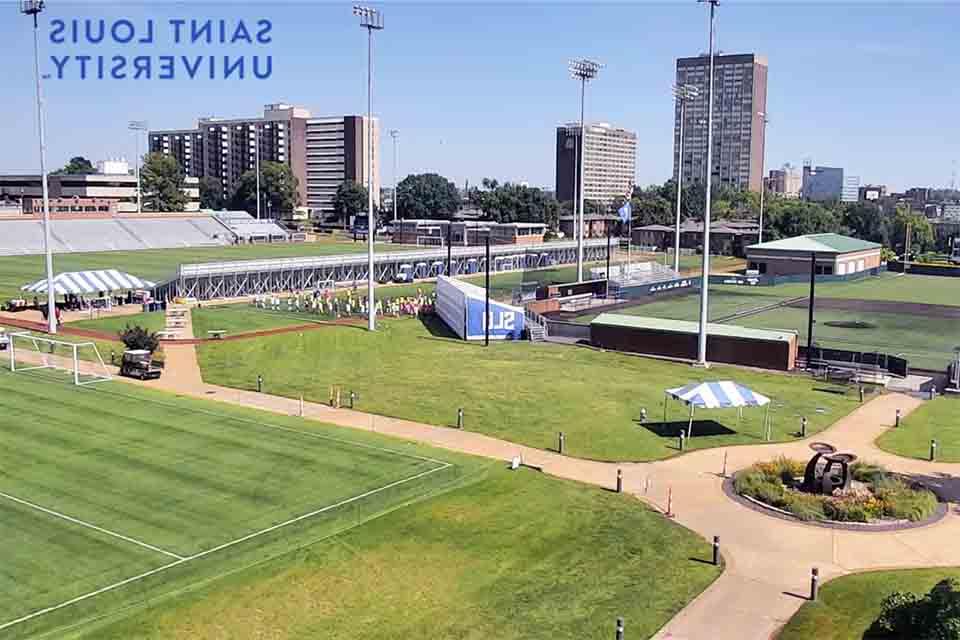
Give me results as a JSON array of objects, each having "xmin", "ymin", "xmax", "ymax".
[{"xmin": 618, "ymin": 200, "xmax": 632, "ymax": 223}]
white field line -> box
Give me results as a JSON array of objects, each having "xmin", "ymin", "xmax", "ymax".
[
  {"xmin": 0, "ymin": 491, "xmax": 185, "ymax": 560},
  {"xmin": 0, "ymin": 461, "xmax": 451, "ymax": 634}
]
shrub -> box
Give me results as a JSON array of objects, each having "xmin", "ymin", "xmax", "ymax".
[
  {"xmin": 781, "ymin": 492, "xmax": 827, "ymax": 521},
  {"xmin": 753, "ymin": 457, "xmax": 805, "ymax": 484},
  {"xmin": 872, "ymin": 578, "xmax": 960, "ymax": 639},
  {"xmin": 119, "ymin": 324, "xmax": 160, "ymax": 354},
  {"xmin": 875, "ymin": 477, "xmax": 939, "ymax": 522},
  {"xmin": 850, "ymin": 460, "xmax": 888, "ymax": 485},
  {"xmin": 824, "ymin": 487, "xmax": 883, "ymax": 522}
]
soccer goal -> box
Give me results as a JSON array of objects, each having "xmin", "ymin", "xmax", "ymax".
[{"xmin": 6, "ymin": 332, "xmax": 112, "ymax": 386}]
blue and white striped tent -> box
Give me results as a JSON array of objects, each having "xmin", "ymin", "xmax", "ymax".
[
  {"xmin": 663, "ymin": 381, "xmax": 772, "ymax": 440},
  {"xmin": 666, "ymin": 381, "xmax": 770, "ymax": 409},
  {"xmin": 22, "ymin": 270, "xmax": 155, "ymax": 296}
]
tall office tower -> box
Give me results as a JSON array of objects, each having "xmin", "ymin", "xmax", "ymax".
[
  {"xmin": 150, "ymin": 104, "xmax": 378, "ymax": 220},
  {"xmin": 802, "ymin": 162, "xmax": 845, "ymax": 202},
  {"xmin": 673, "ymin": 53, "xmax": 768, "ymax": 192},
  {"xmin": 555, "ymin": 122, "xmax": 637, "ymax": 205}
]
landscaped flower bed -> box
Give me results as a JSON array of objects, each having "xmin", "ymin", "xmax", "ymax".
[{"xmin": 733, "ymin": 457, "xmax": 938, "ymax": 523}]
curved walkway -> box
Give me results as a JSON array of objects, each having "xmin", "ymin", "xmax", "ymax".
[{"xmin": 144, "ymin": 348, "xmax": 959, "ymax": 640}]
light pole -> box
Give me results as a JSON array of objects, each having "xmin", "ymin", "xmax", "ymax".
[
  {"xmin": 128, "ymin": 120, "xmax": 147, "ymax": 214},
  {"xmin": 254, "ymin": 123, "xmax": 261, "ymax": 220},
  {"xmin": 757, "ymin": 111, "xmax": 768, "ymax": 244},
  {"xmin": 569, "ymin": 58, "xmax": 602, "ymax": 283},
  {"xmin": 389, "ymin": 129, "xmax": 399, "ymax": 221},
  {"xmin": 696, "ymin": 0, "xmax": 720, "ymax": 367},
  {"xmin": 354, "ymin": 5, "xmax": 383, "ymax": 332},
  {"xmin": 672, "ymin": 84, "xmax": 700, "ymax": 273},
  {"xmin": 22, "ymin": 0, "xmax": 55, "ymax": 333}
]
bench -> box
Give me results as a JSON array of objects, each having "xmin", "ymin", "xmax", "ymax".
[
  {"xmin": 156, "ymin": 330, "xmax": 180, "ymax": 340},
  {"xmin": 207, "ymin": 330, "xmax": 226, "ymax": 340}
]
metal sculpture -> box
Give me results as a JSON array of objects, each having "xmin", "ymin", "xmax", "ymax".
[{"xmin": 801, "ymin": 442, "xmax": 857, "ymax": 495}]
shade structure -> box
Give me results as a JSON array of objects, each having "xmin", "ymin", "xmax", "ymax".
[
  {"xmin": 666, "ymin": 381, "xmax": 770, "ymax": 409},
  {"xmin": 22, "ymin": 270, "xmax": 155, "ymax": 296}
]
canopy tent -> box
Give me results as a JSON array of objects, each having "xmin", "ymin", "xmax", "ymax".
[
  {"xmin": 22, "ymin": 270, "xmax": 155, "ymax": 296},
  {"xmin": 664, "ymin": 381, "xmax": 772, "ymax": 440}
]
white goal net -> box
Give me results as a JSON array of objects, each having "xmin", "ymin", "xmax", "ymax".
[{"xmin": 6, "ymin": 332, "xmax": 112, "ymax": 385}]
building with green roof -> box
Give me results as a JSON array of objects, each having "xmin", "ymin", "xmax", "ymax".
[{"xmin": 745, "ymin": 233, "xmax": 882, "ymax": 277}]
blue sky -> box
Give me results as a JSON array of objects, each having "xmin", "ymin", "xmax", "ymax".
[{"xmin": 1, "ymin": 1, "xmax": 957, "ymax": 193}]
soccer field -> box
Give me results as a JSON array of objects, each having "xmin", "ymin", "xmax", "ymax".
[{"xmin": 0, "ymin": 371, "xmax": 458, "ymax": 638}]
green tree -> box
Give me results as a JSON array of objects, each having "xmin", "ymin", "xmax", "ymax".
[
  {"xmin": 871, "ymin": 578, "xmax": 960, "ymax": 639},
  {"xmin": 469, "ymin": 179, "xmax": 561, "ymax": 226},
  {"xmin": 892, "ymin": 205, "xmax": 933, "ymax": 255},
  {"xmin": 397, "ymin": 173, "xmax": 460, "ymax": 220},
  {"xmin": 141, "ymin": 152, "xmax": 187, "ymax": 212},
  {"xmin": 841, "ymin": 202, "xmax": 889, "ymax": 245},
  {"xmin": 333, "ymin": 180, "xmax": 369, "ymax": 228},
  {"xmin": 54, "ymin": 156, "xmax": 96, "ymax": 175},
  {"xmin": 119, "ymin": 325, "xmax": 159, "ymax": 354},
  {"xmin": 230, "ymin": 161, "xmax": 300, "ymax": 219},
  {"xmin": 199, "ymin": 176, "xmax": 225, "ymax": 210}
]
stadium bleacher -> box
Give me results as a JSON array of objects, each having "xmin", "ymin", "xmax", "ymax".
[
  {"xmin": 211, "ymin": 210, "xmax": 289, "ymax": 243},
  {"xmin": 0, "ymin": 215, "xmax": 235, "ymax": 256}
]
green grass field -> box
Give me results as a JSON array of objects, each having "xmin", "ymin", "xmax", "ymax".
[
  {"xmin": 779, "ymin": 568, "xmax": 960, "ymax": 640},
  {"xmin": 69, "ymin": 310, "xmax": 167, "ymax": 336},
  {"xmin": 0, "ymin": 371, "xmax": 460, "ymax": 638},
  {"xmin": 197, "ymin": 317, "xmax": 860, "ymax": 462},
  {"xmin": 0, "ymin": 239, "xmax": 409, "ymax": 302},
  {"xmin": 876, "ymin": 396, "xmax": 960, "ymax": 461},
  {"xmin": 1, "ymin": 370, "xmax": 719, "ymax": 640}
]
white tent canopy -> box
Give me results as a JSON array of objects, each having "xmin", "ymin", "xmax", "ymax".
[
  {"xmin": 664, "ymin": 381, "xmax": 772, "ymax": 440},
  {"xmin": 22, "ymin": 270, "xmax": 155, "ymax": 296}
]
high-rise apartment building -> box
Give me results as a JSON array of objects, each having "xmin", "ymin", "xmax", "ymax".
[
  {"xmin": 673, "ymin": 53, "xmax": 768, "ymax": 192},
  {"xmin": 555, "ymin": 122, "xmax": 637, "ymax": 205},
  {"xmin": 768, "ymin": 163, "xmax": 802, "ymax": 199},
  {"xmin": 150, "ymin": 104, "xmax": 379, "ymax": 220}
]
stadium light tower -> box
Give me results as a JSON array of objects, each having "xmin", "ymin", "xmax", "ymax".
[
  {"xmin": 672, "ymin": 84, "xmax": 700, "ymax": 273},
  {"xmin": 757, "ymin": 111, "xmax": 768, "ymax": 244},
  {"xmin": 354, "ymin": 5, "xmax": 383, "ymax": 332},
  {"xmin": 389, "ymin": 129, "xmax": 399, "ymax": 221},
  {"xmin": 128, "ymin": 120, "xmax": 148, "ymax": 214},
  {"xmin": 22, "ymin": 0, "xmax": 55, "ymax": 334},
  {"xmin": 569, "ymin": 58, "xmax": 602, "ymax": 282},
  {"xmin": 696, "ymin": 0, "xmax": 720, "ymax": 367},
  {"xmin": 254, "ymin": 123, "xmax": 261, "ymax": 220}
]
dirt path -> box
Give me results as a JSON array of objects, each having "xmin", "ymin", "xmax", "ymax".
[{"xmin": 134, "ymin": 344, "xmax": 960, "ymax": 640}]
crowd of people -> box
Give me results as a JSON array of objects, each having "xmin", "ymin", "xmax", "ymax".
[{"xmin": 251, "ymin": 287, "xmax": 435, "ymax": 320}]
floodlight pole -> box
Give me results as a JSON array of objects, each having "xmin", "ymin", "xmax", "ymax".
[
  {"xmin": 355, "ymin": 5, "xmax": 383, "ymax": 332},
  {"xmin": 24, "ymin": 0, "xmax": 55, "ymax": 334},
  {"xmin": 696, "ymin": 0, "xmax": 720, "ymax": 367},
  {"xmin": 255, "ymin": 123, "xmax": 261, "ymax": 220},
  {"xmin": 390, "ymin": 129, "xmax": 399, "ymax": 221},
  {"xmin": 128, "ymin": 120, "xmax": 148, "ymax": 214},
  {"xmin": 758, "ymin": 112, "xmax": 768, "ymax": 244},
  {"xmin": 569, "ymin": 58, "xmax": 602, "ymax": 283},
  {"xmin": 673, "ymin": 85, "xmax": 699, "ymax": 273},
  {"xmin": 485, "ymin": 233, "xmax": 491, "ymax": 347}
]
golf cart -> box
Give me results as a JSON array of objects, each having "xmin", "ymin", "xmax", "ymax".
[
  {"xmin": 0, "ymin": 329, "xmax": 8, "ymax": 351},
  {"xmin": 119, "ymin": 349, "xmax": 161, "ymax": 380}
]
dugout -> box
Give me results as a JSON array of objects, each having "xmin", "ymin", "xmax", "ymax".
[
  {"xmin": 590, "ymin": 314, "xmax": 798, "ymax": 371},
  {"xmin": 436, "ymin": 276, "xmax": 525, "ymax": 340}
]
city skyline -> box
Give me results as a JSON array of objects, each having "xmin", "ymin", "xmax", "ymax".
[{"xmin": 1, "ymin": 2, "xmax": 958, "ymax": 194}]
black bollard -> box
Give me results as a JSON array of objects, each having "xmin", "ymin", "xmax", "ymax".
[
  {"xmin": 558, "ymin": 432, "xmax": 565, "ymax": 455},
  {"xmin": 931, "ymin": 439, "xmax": 938, "ymax": 462},
  {"xmin": 110, "ymin": 349, "xmax": 116, "ymax": 366},
  {"xmin": 457, "ymin": 408, "xmax": 463, "ymax": 429},
  {"xmin": 616, "ymin": 469, "xmax": 623, "ymax": 494},
  {"xmin": 257, "ymin": 374, "xmax": 263, "ymax": 393},
  {"xmin": 801, "ymin": 417, "xmax": 807, "ymax": 438},
  {"xmin": 859, "ymin": 386, "xmax": 865, "ymax": 403},
  {"xmin": 615, "ymin": 617, "xmax": 624, "ymax": 640},
  {"xmin": 349, "ymin": 391, "xmax": 356, "ymax": 409},
  {"xmin": 895, "ymin": 408, "xmax": 901, "ymax": 428},
  {"xmin": 712, "ymin": 536, "xmax": 720, "ymax": 566},
  {"xmin": 679, "ymin": 429, "xmax": 686, "ymax": 451},
  {"xmin": 810, "ymin": 568, "xmax": 819, "ymax": 601}
]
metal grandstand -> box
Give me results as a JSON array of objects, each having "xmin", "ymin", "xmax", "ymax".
[{"xmin": 154, "ymin": 238, "xmax": 612, "ymax": 300}]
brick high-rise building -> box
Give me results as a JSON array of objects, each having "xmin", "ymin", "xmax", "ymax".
[
  {"xmin": 673, "ymin": 53, "xmax": 768, "ymax": 192},
  {"xmin": 150, "ymin": 104, "xmax": 379, "ymax": 221},
  {"xmin": 555, "ymin": 122, "xmax": 637, "ymax": 205}
]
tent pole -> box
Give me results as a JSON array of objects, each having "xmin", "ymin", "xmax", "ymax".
[
  {"xmin": 688, "ymin": 404, "xmax": 695, "ymax": 438},
  {"xmin": 663, "ymin": 394, "xmax": 668, "ymax": 424},
  {"xmin": 765, "ymin": 404, "xmax": 771, "ymax": 441}
]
